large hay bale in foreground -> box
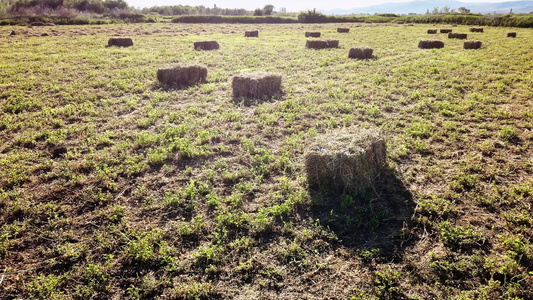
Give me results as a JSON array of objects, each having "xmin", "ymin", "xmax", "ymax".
[
  {"xmin": 418, "ymin": 40, "xmax": 444, "ymax": 49},
  {"xmin": 348, "ymin": 47, "xmax": 373, "ymax": 59},
  {"xmin": 232, "ymin": 72, "xmax": 282, "ymax": 99},
  {"xmin": 245, "ymin": 30, "xmax": 258, "ymax": 37},
  {"xmin": 194, "ymin": 40, "xmax": 219, "ymax": 50},
  {"xmin": 448, "ymin": 32, "xmax": 467, "ymax": 39},
  {"xmin": 427, "ymin": 29, "xmax": 437, "ymax": 34},
  {"xmin": 469, "ymin": 27, "xmax": 484, "ymax": 33},
  {"xmin": 464, "ymin": 40, "xmax": 482, "ymax": 49},
  {"xmin": 107, "ymin": 37, "xmax": 134, "ymax": 47},
  {"xmin": 305, "ymin": 128, "xmax": 386, "ymax": 194},
  {"xmin": 157, "ymin": 63, "xmax": 207, "ymax": 87},
  {"xmin": 337, "ymin": 28, "xmax": 350, "ymax": 33},
  {"xmin": 507, "ymin": 32, "xmax": 516, "ymax": 37},
  {"xmin": 306, "ymin": 39, "xmax": 339, "ymax": 49},
  {"xmin": 305, "ymin": 31, "xmax": 321, "ymax": 38},
  {"xmin": 440, "ymin": 29, "xmax": 453, "ymax": 33}
]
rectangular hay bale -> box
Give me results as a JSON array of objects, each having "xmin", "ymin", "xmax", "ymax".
[
  {"xmin": 448, "ymin": 32, "xmax": 467, "ymax": 39},
  {"xmin": 245, "ymin": 30, "xmax": 258, "ymax": 37},
  {"xmin": 427, "ymin": 29, "xmax": 437, "ymax": 34},
  {"xmin": 337, "ymin": 28, "xmax": 350, "ymax": 33},
  {"xmin": 305, "ymin": 31, "xmax": 321, "ymax": 38},
  {"xmin": 306, "ymin": 39, "xmax": 339, "ymax": 49},
  {"xmin": 232, "ymin": 72, "xmax": 282, "ymax": 99},
  {"xmin": 418, "ymin": 40, "xmax": 444, "ymax": 49},
  {"xmin": 348, "ymin": 47, "xmax": 373, "ymax": 59},
  {"xmin": 464, "ymin": 40, "xmax": 482, "ymax": 49},
  {"xmin": 305, "ymin": 128, "xmax": 386, "ymax": 194},
  {"xmin": 194, "ymin": 40, "xmax": 220, "ymax": 50},
  {"xmin": 157, "ymin": 63, "xmax": 207, "ymax": 87},
  {"xmin": 107, "ymin": 37, "xmax": 133, "ymax": 47},
  {"xmin": 440, "ymin": 29, "xmax": 452, "ymax": 33}
]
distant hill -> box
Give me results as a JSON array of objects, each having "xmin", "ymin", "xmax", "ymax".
[{"xmin": 321, "ymin": 0, "xmax": 533, "ymax": 15}]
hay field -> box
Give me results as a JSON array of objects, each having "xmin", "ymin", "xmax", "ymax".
[{"xmin": 1, "ymin": 22, "xmax": 532, "ymax": 299}]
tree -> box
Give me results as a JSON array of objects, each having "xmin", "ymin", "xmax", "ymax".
[
  {"xmin": 458, "ymin": 7, "xmax": 470, "ymax": 13},
  {"xmin": 253, "ymin": 8, "xmax": 263, "ymax": 16},
  {"xmin": 263, "ymin": 4, "xmax": 274, "ymax": 15}
]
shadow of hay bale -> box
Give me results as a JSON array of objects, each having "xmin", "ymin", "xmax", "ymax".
[{"xmin": 309, "ymin": 166, "xmax": 414, "ymax": 251}]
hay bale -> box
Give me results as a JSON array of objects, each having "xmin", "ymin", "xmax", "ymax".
[
  {"xmin": 304, "ymin": 128, "xmax": 386, "ymax": 194},
  {"xmin": 9, "ymin": 30, "xmax": 16, "ymax": 36},
  {"xmin": 232, "ymin": 72, "xmax": 282, "ymax": 99},
  {"xmin": 41, "ymin": 33, "xmax": 49, "ymax": 36},
  {"xmin": 337, "ymin": 28, "xmax": 350, "ymax": 33},
  {"xmin": 452, "ymin": 24, "xmax": 457, "ymax": 27},
  {"xmin": 157, "ymin": 63, "xmax": 207, "ymax": 87},
  {"xmin": 464, "ymin": 40, "xmax": 482, "ymax": 49},
  {"xmin": 418, "ymin": 40, "xmax": 444, "ymax": 49},
  {"xmin": 348, "ymin": 47, "xmax": 373, "ymax": 59},
  {"xmin": 448, "ymin": 32, "xmax": 467, "ymax": 39},
  {"xmin": 306, "ymin": 39, "xmax": 339, "ymax": 49},
  {"xmin": 245, "ymin": 30, "xmax": 258, "ymax": 37},
  {"xmin": 194, "ymin": 40, "xmax": 219, "ymax": 50},
  {"xmin": 107, "ymin": 37, "xmax": 134, "ymax": 47},
  {"xmin": 440, "ymin": 29, "xmax": 452, "ymax": 33},
  {"xmin": 427, "ymin": 29, "xmax": 437, "ymax": 34},
  {"xmin": 507, "ymin": 32, "xmax": 516, "ymax": 37},
  {"xmin": 469, "ymin": 27, "xmax": 484, "ymax": 33},
  {"xmin": 305, "ymin": 31, "xmax": 321, "ymax": 38}
]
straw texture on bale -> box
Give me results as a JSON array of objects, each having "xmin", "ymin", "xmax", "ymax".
[
  {"xmin": 305, "ymin": 128, "xmax": 386, "ymax": 194},
  {"xmin": 157, "ymin": 63, "xmax": 207, "ymax": 87},
  {"xmin": 440, "ymin": 29, "xmax": 453, "ymax": 33},
  {"xmin": 337, "ymin": 28, "xmax": 350, "ymax": 33},
  {"xmin": 194, "ymin": 40, "xmax": 220, "ymax": 50},
  {"xmin": 245, "ymin": 30, "xmax": 258, "ymax": 37},
  {"xmin": 418, "ymin": 40, "xmax": 444, "ymax": 49},
  {"xmin": 464, "ymin": 40, "xmax": 482, "ymax": 49},
  {"xmin": 305, "ymin": 31, "xmax": 321, "ymax": 38},
  {"xmin": 448, "ymin": 32, "xmax": 467, "ymax": 39},
  {"xmin": 306, "ymin": 39, "xmax": 339, "ymax": 49},
  {"xmin": 507, "ymin": 32, "xmax": 516, "ymax": 37},
  {"xmin": 107, "ymin": 37, "xmax": 134, "ymax": 47},
  {"xmin": 469, "ymin": 27, "xmax": 484, "ymax": 32},
  {"xmin": 427, "ymin": 29, "xmax": 437, "ymax": 34},
  {"xmin": 232, "ymin": 72, "xmax": 282, "ymax": 99},
  {"xmin": 348, "ymin": 47, "xmax": 373, "ymax": 59}
]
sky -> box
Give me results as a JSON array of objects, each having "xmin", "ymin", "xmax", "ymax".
[{"xmin": 125, "ymin": 0, "xmax": 512, "ymax": 12}]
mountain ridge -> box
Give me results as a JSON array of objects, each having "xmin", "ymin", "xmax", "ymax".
[{"xmin": 320, "ymin": 0, "xmax": 533, "ymax": 15}]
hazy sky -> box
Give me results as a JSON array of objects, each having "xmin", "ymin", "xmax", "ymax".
[{"xmin": 125, "ymin": 0, "xmax": 509, "ymax": 12}]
